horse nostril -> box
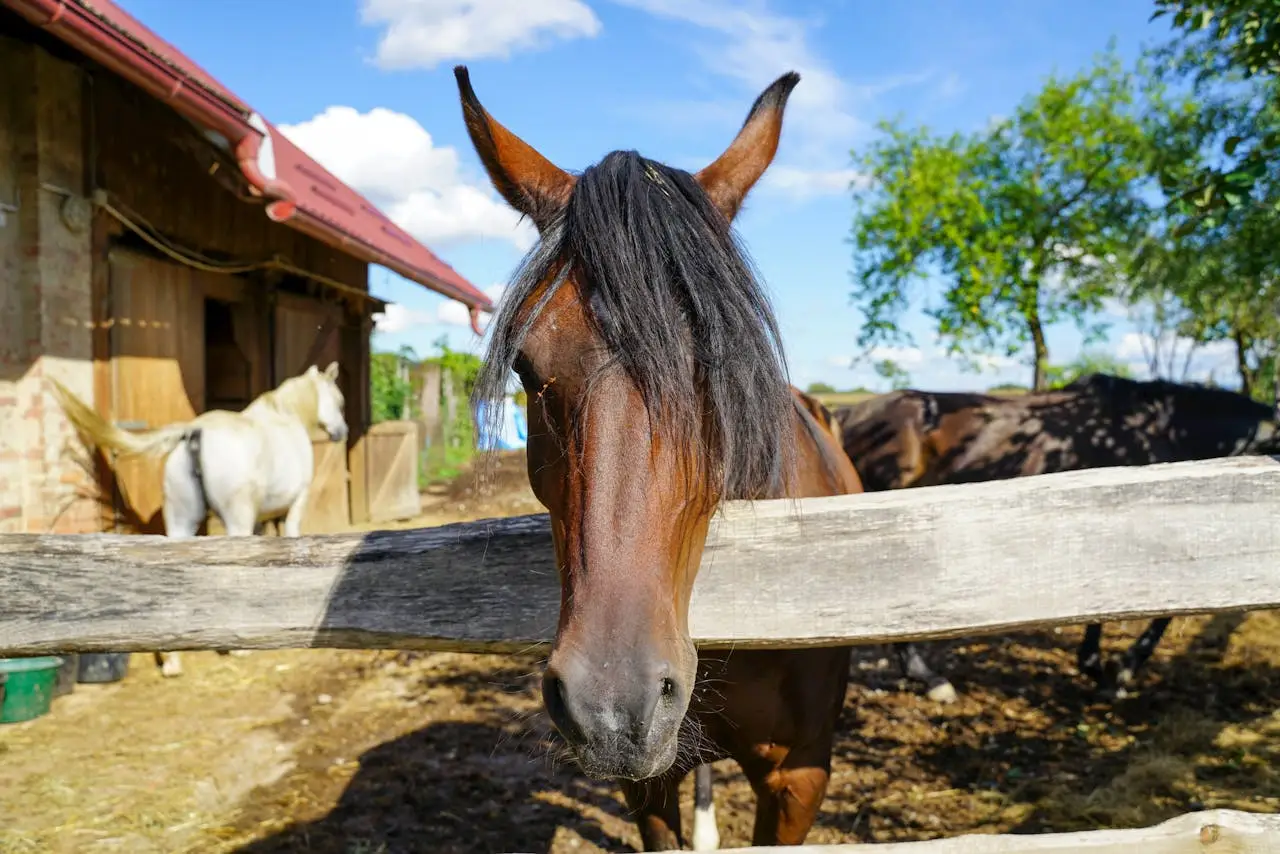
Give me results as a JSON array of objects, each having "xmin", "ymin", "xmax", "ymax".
[
  {"xmin": 660, "ymin": 676, "xmax": 676, "ymax": 699},
  {"xmin": 543, "ymin": 672, "xmax": 583, "ymax": 743}
]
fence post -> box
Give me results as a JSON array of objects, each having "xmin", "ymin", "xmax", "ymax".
[
  {"xmin": 418, "ymin": 363, "xmax": 443, "ymax": 452},
  {"xmin": 442, "ymin": 369, "xmax": 459, "ymax": 447}
]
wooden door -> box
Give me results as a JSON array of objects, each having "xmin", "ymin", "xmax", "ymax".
[
  {"xmin": 106, "ymin": 249, "xmax": 204, "ymax": 533},
  {"xmin": 364, "ymin": 420, "xmax": 420, "ymax": 523},
  {"xmin": 274, "ymin": 293, "xmax": 342, "ymax": 383}
]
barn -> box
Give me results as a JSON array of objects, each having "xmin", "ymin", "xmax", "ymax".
[{"xmin": 0, "ymin": 0, "xmax": 493, "ymax": 535}]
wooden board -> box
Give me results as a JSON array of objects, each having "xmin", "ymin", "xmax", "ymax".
[
  {"xmin": 106, "ymin": 249, "xmax": 204, "ymax": 533},
  {"xmin": 301, "ymin": 430, "xmax": 351, "ymax": 534},
  {"xmin": 365, "ymin": 420, "xmax": 419, "ymax": 523},
  {"xmin": 273, "ymin": 292, "xmax": 341, "ymax": 382},
  {"xmin": 2, "ymin": 456, "xmax": 1280, "ymax": 656},
  {"xmin": 640, "ymin": 809, "xmax": 1280, "ymax": 853}
]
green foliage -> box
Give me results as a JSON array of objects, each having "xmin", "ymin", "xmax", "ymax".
[
  {"xmin": 987, "ymin": 382, "xmax": 1030, "ymax": 393},
  {"xmin": 418, "ymin": 336, "xmax": 486, "ymax": 485},
  {"xmin": 1044, "ymin": 350, "xmax": 1135, "ymax": 389},
  {"xmin": 1154, "ymin": 0, "xmax": 1280, "ymax": 79},
  {"xmin": 370, "ymin": 345, "xmax": 417, "ymax": 423},
  {"xmin": 850, "ymin": 52, "xmax": 1151, "ymax": 391},
  {"xmin": 805, "ymin": 381, "xmax": 838, "ymax": 394},
  {"xmin": 872, "ymin": 359, "xmax": 912, "ymax": 391},
  {"xmin": 1151, "ymin": 0, "xmax": 1280, "ymax": 215}
]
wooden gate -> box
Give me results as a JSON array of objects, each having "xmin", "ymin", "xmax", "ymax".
[
  {"xmin": 363, "ymin": 421, "xmax": 420, "ymax": 523},
  {"xmin": 301, "ymin": 430, "xmax": 351, "ymax": 534}
]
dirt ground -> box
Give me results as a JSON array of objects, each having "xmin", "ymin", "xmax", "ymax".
[{"xmin": 2, "ymin": 451, "xmax": 1278, "ymax": 853}]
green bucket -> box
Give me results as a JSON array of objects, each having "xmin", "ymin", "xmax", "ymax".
[{"xmin": 0, "ymin": 657, "xmax": 63, "ymax": 724}]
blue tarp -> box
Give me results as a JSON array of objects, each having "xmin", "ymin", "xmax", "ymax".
[{"xmin": 474, "ymin": 399, "xmax": 528, "ymax": 450}]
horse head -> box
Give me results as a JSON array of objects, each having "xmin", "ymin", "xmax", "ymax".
[
  {"xmin": 459, "ymin": 66, "xmax": 800, "ymax": 781},
  {"xmin": 309, "ymin": 362, "xmax": 348, "ymax": 443}
]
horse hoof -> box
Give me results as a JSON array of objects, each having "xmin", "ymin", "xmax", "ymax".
[
  {"xmin": 228, "ymin": 650, "xmax": 252, "ymax": 658},
  {"xmin": 160, "ymin": 662, "xmax": 183, "ymax": 678},
  {"xmin": 927, "ymin": 681, "xmax": 958, "ymax": 704}
]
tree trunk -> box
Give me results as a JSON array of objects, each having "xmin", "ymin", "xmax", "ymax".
[
  {"xmin": 1030, "ymin": 313, "xmax": 1049, "ymax": 392},
  {"xmin": 1233, "ymin": 328, "xmax": 1254, "ymax": 400}
]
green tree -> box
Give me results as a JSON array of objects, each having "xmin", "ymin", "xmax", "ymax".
[
  {"xmin": 872, "ymin": 359, "xmax": 912, "ymax": 391},
  {"xmin": 1128, "ymin": 71, "xmax": 1280, "ymax": 400},
  {"xmin": 850, "ymin": 54, "xmax": 1152, "ymax": 391},
  {"xmin": 805, "ymin": 381, "xmax": 837, "ymax": 394},
  {"xmin": 1044, "ymin": 350, "xmax": 1135, "ymax": 389},
  {"xmin": 1150, "ymin": 0, "xmax": 1280, "ymax": 215},
  {"xmin": 370, "ymin": 346, "xmax": 416, "ymax": 423}
]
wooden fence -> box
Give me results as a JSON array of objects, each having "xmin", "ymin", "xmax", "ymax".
[
  {"xmin": 360, "ymin": 420, "xmax": 420, "ymax": 523},
  {"xmin": 3, "ymin": 455, "xmax": 1280, "ymax": 852}
]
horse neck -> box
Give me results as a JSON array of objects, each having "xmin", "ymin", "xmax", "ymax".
[{"xmin": 245, "ymin": 378, "xmax": 317, "ymax": 426}]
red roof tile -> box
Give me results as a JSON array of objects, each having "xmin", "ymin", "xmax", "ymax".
[{"xmin": 3, "ymin": 0, "xmax": 494, "ymax": 318}]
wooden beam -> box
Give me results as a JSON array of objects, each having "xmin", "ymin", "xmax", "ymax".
[
  {"xmin": 3, "ymin": 457, "xmax": 1280, "ymax": 656},
  {"xmin": 640, "ymin": 809, "xmax": 1280, "ymax": 854}
]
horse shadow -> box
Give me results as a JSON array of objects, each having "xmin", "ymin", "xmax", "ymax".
[
  {"xmin": 233, "ymin": 719, "xmax": 635, "ymax": 854},
  {"xmin": 821, "ymin": 611, "xmax": 1280, "ymax": 842}
]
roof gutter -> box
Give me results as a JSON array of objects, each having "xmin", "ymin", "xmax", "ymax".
[
  {"xmin": 286, "ymin": 212, "xmax": 492, "ymax": 330},
  {"xmin": 7, "ymin": 0, "xmax": 494, "ymax": 322},
  {"xmin": 7, "ymin": 0, "xmax": 298, "ymax": 212}
]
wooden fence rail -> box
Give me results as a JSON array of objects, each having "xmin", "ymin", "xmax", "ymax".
[
  {"xmin": 3, "ymin": 456, "xmax": 1280, "ymax": 657},
  {"xmin": 643, "ymin": 809, "xmax": 1280, "ymax": 854}
]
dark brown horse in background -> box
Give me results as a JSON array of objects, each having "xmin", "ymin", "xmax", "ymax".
[
  {"xmin": 832, "ymin": 372, "xmax": 1280, "ymax": 701},
  {"xmin": 457, "ymin": 67, "xmax": 864, "ymax": 850}
]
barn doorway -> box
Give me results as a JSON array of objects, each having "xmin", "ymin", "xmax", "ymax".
[{"xmin": 203, "ymin": 296, "xmax": 254, "ymax": 412}]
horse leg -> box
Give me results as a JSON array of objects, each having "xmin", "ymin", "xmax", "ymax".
[
  {"xmin": 213, "ymin": 499, "xmax": 259, "ymax": 658},
  {"xmin": 157, "ymin": 448, "xmax": 208, "ymax": 679},
  {"xmin": 280, "ymin": 487, "xmax": 309, "ymax": 538},
  {"xmin": 1113, "ymin": 617, "xmax": 1173, "ymax": 697},
  {"xmin": 742, "ymin": 739, "xmax": 836, "ymax": 846},
  {"xmin": 1077, "ymin": 623, "xmax": 1105, "ymax": 684},
  {"xmin": 893, "ymin": 641, "xmax": 957, "ymax": 703},
  {"xmin": 620, "ymin": 772, "xmax": 685, "ymax": 852},
  {"xmin": 692, "ymin": 762, "xmax": 720, "ymax": 851}
]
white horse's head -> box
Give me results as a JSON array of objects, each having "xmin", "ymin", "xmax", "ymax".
[{"xmin": 309, "ymin": 362, "xmax": 349, "ymax": 443}]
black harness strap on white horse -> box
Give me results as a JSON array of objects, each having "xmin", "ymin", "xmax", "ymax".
[{"xmin": 185, "ymin": 427, "xmax": 211, "ymax": 517}]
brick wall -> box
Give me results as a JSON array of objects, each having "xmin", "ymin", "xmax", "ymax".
[{"xmin": 0, "ymin": 37, "xmax": 98, "ymax": 533}]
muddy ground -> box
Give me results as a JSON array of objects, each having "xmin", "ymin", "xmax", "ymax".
[{"xmin": 1, "ymin": 451, "xmax": 1277, "ymax": 853}]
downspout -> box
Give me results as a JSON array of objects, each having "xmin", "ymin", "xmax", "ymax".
[{"xmin": 235, "ymin": 113, "xmax": 297, "ymax": 222}]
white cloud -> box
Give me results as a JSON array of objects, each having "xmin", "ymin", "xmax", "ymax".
[
  {"xmin": 762, "ymin": 166, "xmax": 869, "ymax": 199},
  {"xmin": 374, "ymin": 303, "xmax": 434, "ymax": 334},
  {"xmin": 1112, "ymin": 331, "xmax": 1238, "ymax": 382},
  {"xmin": 361, "ymin": 0, "xmax": 601, "ymax": 69},
  {"xmin": 278, "ymin": 106, "xmax": 535, "ymax": 252},
  {"xmin": 437, "ymin": 284, "xmax": 506, "ymax": 327}
]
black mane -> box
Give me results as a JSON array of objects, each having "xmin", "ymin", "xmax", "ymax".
[{"xmin": 474, "ymin": 150, "xmax": 795, "ymax": 499}]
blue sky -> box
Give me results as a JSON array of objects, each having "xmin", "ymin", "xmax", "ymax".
[{"xmin": 117, "ymin": 0, "xmax": 1238, "ymax": 391}]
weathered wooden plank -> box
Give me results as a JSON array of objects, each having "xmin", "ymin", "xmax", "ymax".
[
  {"xmin": 642, "ymin": 809, "xmax": 1280, "ymax": 854},
  {"xmin": 2, "ymin": 457, "xmax": 1280, "ymax": 656}
]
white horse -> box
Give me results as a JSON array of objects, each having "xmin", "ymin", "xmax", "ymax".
[{"xmin": 52, "ymin": 362, "xmax": 349, "ymax": 676}]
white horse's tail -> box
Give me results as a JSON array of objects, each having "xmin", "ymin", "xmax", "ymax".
[{"xmin": 50, "ymin": 380, "xmax": 190, "ymax": 460}]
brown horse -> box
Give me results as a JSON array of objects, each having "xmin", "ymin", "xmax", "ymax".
[
  {"xmin": 833, "ymin": 372, "xmax": 1280, "ymax": 699},
  {"xmin": 457, "ymin": 68, "xmax": 864, "ymax": 849}
]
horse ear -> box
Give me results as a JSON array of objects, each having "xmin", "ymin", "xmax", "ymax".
[
  {"xmin": 695, "ymin": 71, "xmax": 800, "ymax": 222},
  {"xmin": 323, "ymin": 361, "xmax": 340, "ymax": 381},
  {"xmin": 454, "ymin": 66, "xmax": 575, "ymax": 232}
]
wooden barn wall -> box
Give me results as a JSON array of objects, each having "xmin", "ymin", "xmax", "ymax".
[
  {"xmin": 90, "ymin": 74, "xmax": 367, "ymax": 289},
  {"xmin": 85, "ymin": 69, "xmax": 374, "ymax": 532}
]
